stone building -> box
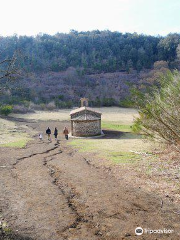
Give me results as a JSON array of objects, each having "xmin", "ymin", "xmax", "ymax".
[{"xmin": 70, "ymin": 98, "xmax": 102, "ymax": 137}]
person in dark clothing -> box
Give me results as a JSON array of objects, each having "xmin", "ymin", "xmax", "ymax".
[
  {"xmin": 63, "ymin": 127, "xmax": 69, "ymax": 140},
  {"xmin": 54, "ymin": 127, "xmax": 58, "ymax": 141},
  {"xmin": 46, "ymin": 127, "xmax": 51, "ymax": 141}
]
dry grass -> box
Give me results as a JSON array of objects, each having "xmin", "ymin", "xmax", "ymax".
[
  {"xmin": 0, "ymin": 118, "xmax": 31, "ymax": 147},
  {"xmin": 11, "ymin": 107, "xmax": 138, "ymax": 123},
  {"xmin": 6, "ymin": 107, "xmax": 137, "ymax": 147},
  {"xmin": 95, "ymin": 107, "xmax": 138, "ymax": 124},
  {"xmin": 69, "ymin": 133, "xmax": 155, "ymax": 164},
  {"xmin": 11, "ymin": 109, "xmax": 70, "ymax": 121}
]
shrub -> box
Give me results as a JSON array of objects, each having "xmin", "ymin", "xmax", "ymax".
[
  {"xmin": 0, "ymin": 105, "xmax": 13, "ymax": 116},
  {"xmin": 102, "ymin": 98, "xmax": 115, "ymax": 107},
  {"xmin": 132, "ymin": 71, "xmax": 180, "ymax": 147},
  {"xmin": 12, "ymin": 105, "xmax": 34, "ymax": 114},
  {"xmin": 119, "ymin": 98, "xmax": 133, "ymax": 108},
  {"xmin": 46, "ymin": 101, "xmax": 56, "ymax": 110}
]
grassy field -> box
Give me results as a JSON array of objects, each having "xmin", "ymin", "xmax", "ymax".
[
  {"xmin": 67, "ymin": 107, "xmax": 156, "ymax": 165},
  {"xmin": 10, "ymin": 109, "xmax": 71, "ymax": 121},
  {"xmin": 97, "ymin": 107, "xmax": 138, "ymax": 123},
  {"xmin": 3, "ymin": 107, "xmax": 178, "ymax": 202},
  {"xmin": 10, "ymin": 107, "xmax": 138, "ymax": 122},
  {"xmin": 69, "ymin": 133, "xmax": 155, "ymax": 165},
  {"xmin": 0, "ymin": 118, "xmax": 31, "ymax": 148},
  {"xmin": 3, "ymin": 107, "xmax": 138, "ymax": 149},
  {"xmin": 101, "ymin": 122, "xmax": 132, "ymax": 132},
  {"xmin": 6, "ymin": 107, "xmax": 144, "ymax": 155},
  {"xmin": 70, "ymin": 134, "xmax": 152, "ymax": 164}
]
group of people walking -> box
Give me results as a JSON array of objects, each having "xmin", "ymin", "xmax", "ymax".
[{"xmin": 39, "ymin": 127, "xmax": 69, "ymax": 141}]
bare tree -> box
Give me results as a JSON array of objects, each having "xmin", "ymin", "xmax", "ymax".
[{"xmin": 0, "ymin": 51, "xmax": 20, "ymax": 80}]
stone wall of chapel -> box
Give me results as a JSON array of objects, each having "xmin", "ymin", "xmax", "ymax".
[{"xmin": 72, "ymin": 120, "xmax": 101, "ymax": 136}]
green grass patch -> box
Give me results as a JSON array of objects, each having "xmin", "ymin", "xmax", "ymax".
[
  {"xmin": 69, "ymin": 139, "xmax": 144, "ymax": 165},
  {"xmin": 110, "ymin": 151, "xmax": 141, "ymax": 164},
  {"xmin": 1, "ymin": 139, "xmax": 29, "ymax": 148},
  {"xmin": 102, "ymin": 121, "xmax": 132, "ymax": 132},
  {"xmin": 69, "ymin": 140, "xmax": 96, "ymax": 152}
]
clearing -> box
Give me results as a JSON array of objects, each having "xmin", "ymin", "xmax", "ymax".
[{"xmin": 0, "ymin": 107, "xmax": 179, "ymax": 240}]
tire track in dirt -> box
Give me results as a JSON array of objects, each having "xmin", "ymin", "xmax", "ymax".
[
  {"xmin": 42, "ymin": 146, "xmax": 101, "ymax": 240},
  {"xmin": 12, "ymin": 145, "xmax": 59, "ymax": 167},
  {"xmin": 8, "ymin": 142, "xmax": 99, "ymax": 240}
]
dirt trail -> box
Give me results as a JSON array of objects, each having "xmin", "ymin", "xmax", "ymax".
[{"xmin": 0, "ymin": 121, "xmax": 180, "ymax": 240}]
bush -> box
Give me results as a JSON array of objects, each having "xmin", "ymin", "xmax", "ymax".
[
  {"xmin": 46, "ymin": 101, "xmax": 56, "ymax": 110},
  {"xmin": 12, "ymin": 105, "xmax": 34, "ymax": 114},
  {"xmin": 0, "ymin": 105, "xmax": 13, "ymax": 116},
  {"xmin": 133, "ymin": 71, "xmax": 180, "ymax": 147},
  {"xmin": 119, "ymin": 98, "xmax": 133, "ymax": 108},
  {"xmin": 102, "ymin": 98, "xmax": 115, "ymax": 107}
]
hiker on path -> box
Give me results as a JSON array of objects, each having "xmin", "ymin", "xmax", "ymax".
[
  {"xmin": 54, "ymin": 127, "xmax": 58, "ymax": 141},
  {"xmin": 46, "ymin": 127, "xmax": 51, "ymax": 141},
  {"xmin": 63, "ymin": 127, "xmax": 69, "ymax": 140},
  {"xmin": 39, "ymin": 133, "xmax": 43, "ymax": 141}
]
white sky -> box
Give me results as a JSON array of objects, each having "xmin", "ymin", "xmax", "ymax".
[{"xmin": 1, "ymin": 0, "xmax": 180, "ymax": 36}]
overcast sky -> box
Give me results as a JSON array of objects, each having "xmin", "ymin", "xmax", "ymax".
[{"xmin": 1, "ymin": 0, "xmax": 180, "ymax": 36}]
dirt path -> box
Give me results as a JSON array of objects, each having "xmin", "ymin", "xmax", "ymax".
[{"xmin": 0, "ymin": 121, "xmax": 180, "ymax": 240}]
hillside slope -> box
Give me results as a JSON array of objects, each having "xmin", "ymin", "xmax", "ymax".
[{"xmin": 1, "ymin": 69, "xmax": 140, "ymax": 108}]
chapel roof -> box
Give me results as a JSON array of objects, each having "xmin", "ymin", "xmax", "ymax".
[
  {"xmin": 70, "ymin": 106, "xmax": 102, "ymax": 116},
  {"xmin": 71, "ymin": 114, "xmax": 101, "ymax": 121}
]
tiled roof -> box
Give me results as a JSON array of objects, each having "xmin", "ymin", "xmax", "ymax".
[
  {"xmin": 70, "ymin": 107, "xmax": 102, "ymax": 115},
  {"xmin": 71, "ymin": 114, "xmax": 101, "ymax": 121}
]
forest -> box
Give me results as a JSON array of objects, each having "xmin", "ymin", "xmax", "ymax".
[
  {"xmin": 0, "ymin": 30, "xmax": 180, "ymax": 73},
  {"xmin": 0, "ymin": 31, "xmax": 180, "ymax": 110}
]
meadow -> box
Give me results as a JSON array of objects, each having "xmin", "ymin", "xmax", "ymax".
[
  {"xmin": 1, "ymin": 107, "xmax": 178, "ymax": 202},
  {"xmin": 2, "ymin": 107, "xmax": 149, "ymax": 157},
  {"xmin": 0, "ymin": 118, "xmax": 31, "ymax": 147},
  {"xmin": 10, "ymin": 107, "xmax": 138, "ymax": 122},
  {"xmin": 68, "ymin": 107, "xmax": 154, "ymax": 164}
]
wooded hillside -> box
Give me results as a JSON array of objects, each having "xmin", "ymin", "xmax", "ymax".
[
  {"xmin": 1, "ymin": 31, "xmax": 180, "ymax": 73},
  {"xmin": 0, "ymin": 31, "xmax": 180, "ymax": 110}
]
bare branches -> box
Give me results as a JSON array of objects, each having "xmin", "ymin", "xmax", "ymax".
[{"xmin": 0, "ymin": 51, "xmax": 20, "ymax": 80}]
